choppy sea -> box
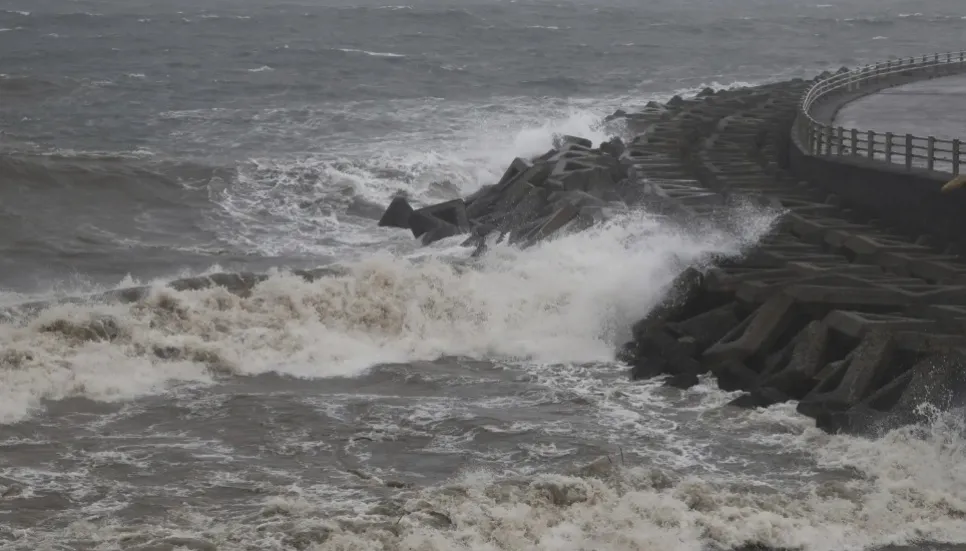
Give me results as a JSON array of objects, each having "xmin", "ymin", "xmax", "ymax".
[{"xmin": 2, "ymin": 0, "xmax": 966, "ymax": 549}]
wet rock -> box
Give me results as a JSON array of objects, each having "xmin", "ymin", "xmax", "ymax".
[
  {"xmin": 413, "ymin": 199, "xmax": 470, "ymax": 233},
  {"xmin": 552, "ymin": 134, "xmax": 593, "ymax": 149},
  {"xmin": 39, "ymin": 315, "xmax": 121, "ymax": 343},
  {"xmin": 132, "ymin": 538, "xmax": 217, "ymax": 551},
  {"xmin": 1, "ymin": 484, "xmax": 23, "ymax": 499},
  {"xmin": 570, "ymin": 456, "xmax": 620, "ymax": 479},
  {"xmin": 728, "ymin": 386, "xmax": 789, "ymax": 409},
  {"xmin": 637, "ymin": 268, "xmax": 707, "ymax": 327},
  {"xmin": 797, "ymin": 331, "xmax": 896, "ymax": 419},
  {"xmin": 283, "ymin": 529, "xmax": 332, "ymax": 550},
  {"xmin": 703, "ymin": 294, "xmax": 800, "ymax": 366},
  {"xmin": 761, "ymin": 320, "xmax": 829, "ymax": 399},
  {"xmin": 420, "ymin": 221, "xmax": 463, "ymax": 246},
  {"xmin": 711, "ymin": 360, "xmax": 760, "ymax": 392},
  {"xmin": 667, "ymin": 303, "xmax": 740, "ymax": 353},
  {"xmin": 664, "ymin": 370, "xmax": 700, "ymax": 390},
  {"xmin": 169, "ymin": 276, "xmax": 214, "ymax": 292},
  {"xmin": 625, "ymin": 328, "xmax": 702, "ymax": 381},
  {"xmin": 348, "ymin": 196, "xmax": 388, "ymax": 219},
  {"xmin": 377, "ymin": 196, "xmax": 414, "ymax": 229},
  {"xmin": 814, "ymin": 405, "xmax": 880, "ymax": 435},
  {"xmin": 208, "ymin": 271, "xmax": 265, "ymax": 295},
  {"xmin": 599, "ymin": 136, "xmax": 626, "ymax": 158},
  {"xmin": 604, "ymin": 109, "xmax": 627, "ymax": 122},
  {"xmin": 888, "ymin": 350, "xmax": 966, "ymax": 424}
]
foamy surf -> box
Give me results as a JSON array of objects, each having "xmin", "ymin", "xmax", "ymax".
[
  {"xmin": 18, "ymin": 403, "xmax": 966, "ymax": 551},
  {"xmin": 212, "ymin": 105, "xmax": 621, "ymax": 258},
  {"xmin": 0, "ymin": 203, "xmax": 778, "ymax": 425}
]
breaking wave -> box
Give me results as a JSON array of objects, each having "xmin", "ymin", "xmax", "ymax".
[{"xmin": 0, "ymin": 203, "xmax": 778, "ymax": 425}]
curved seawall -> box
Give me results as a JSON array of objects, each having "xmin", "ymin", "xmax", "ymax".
[{"xmin": 790, "ymin": 50, "xmax": 966, "ymax": 244}]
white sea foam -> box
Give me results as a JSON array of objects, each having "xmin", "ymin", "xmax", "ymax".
[
  {"xmin": 0, "ymin": 203, "xmax": 777, "ymax": 424},
  {"xmin": 337, "ymin": 48, "xmax": 406, "ymax": 58},
  {"xmin": 211, "ymin": 104, "xmax": 619, "ymax": 257},
  {"xmin": 23, "ymin": 408, "xmax": 966, "ymax": 551}
]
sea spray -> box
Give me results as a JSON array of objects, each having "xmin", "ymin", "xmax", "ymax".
[{"xmin": 0, "ymin": 205, "xmax": 779, "ymax": 424}]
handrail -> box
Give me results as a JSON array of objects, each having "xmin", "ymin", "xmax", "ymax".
[{"xmin": 795, "ymin": 50, "xmax": 966, "ymax": 175}]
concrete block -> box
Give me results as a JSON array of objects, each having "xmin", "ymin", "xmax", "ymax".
[
  {"xmin": 553, "ymin": 134, "xmax": 593, "ymax": 149},
  {"xmin": 377, "ymin": 196, "xmax": 414, "ymax": 229},
  {"xmin": 550, "ymin": 160, "xmax": 614, "ymax": 193},
  {"xmin": 494, "ymin": 179, "xmax": 536, "ymax": 212},
  {"xmin": 703, "ymin": 293, "xmax": 799, "ymax": 365},
  {"xmin": 599, "ymin": 137, "xmax": 625, "ymax": 158},
  {"xmin": 762, "ymin": 321, "xmax": 829, "ymax": 399},
  {"xmin": 412, "ymin": 199, "xmax": 469, "ymax": 232},
  {"xmin": 782, "ymin": 284, "xmax": 911, "ymax": 310},
  {"xmin": 712, "ymin": 360, "xmax": 760, "ymax": 391},
  {"xmin": 728, "ymin": 387, "xmax": 790, "ymax": 409},
  {"xmin": 823, "ymin": 310, "xmax": 937, "ymax": 340},
  {"xmin": 421, "ymin": 221, "xmax": 462, "ymax": 246},
  {"xmin": 529, "ymin": 203, "xmax": 579, "ymax": 242},
  {"xmin": 892, "ymin": 349, "xmax": 966, "ymax": 416},
  {"xmin": 548, "ymin": 190, "xmax": 607, "ymax": 210},
  {"xmin": 798, "ymin": 330, "xmax": 896, "ymax": 416},
  {"xmin": 495, "ymin": 157, "xmax": 533, "ymax": 190},
  {"xmin": 877, "ymin": 252, "xmax": 966, "ymax": 282},
  {"xmin": 667, "ymin": 303, "xmax": 740, "ymax": 353}
]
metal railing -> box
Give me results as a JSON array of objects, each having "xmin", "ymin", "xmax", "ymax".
[{"xmin": 796, "ymin": 50, "xmax": 966, "ymax": 175}]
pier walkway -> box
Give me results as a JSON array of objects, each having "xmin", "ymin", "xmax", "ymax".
[{"xmin": 834, "ymin": 74, "xmax": 966, "ymax": 143}]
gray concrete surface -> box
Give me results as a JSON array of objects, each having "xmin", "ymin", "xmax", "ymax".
[{"xmin": 834, "ymin": 74, "xmax": 966, "ymax": 141}]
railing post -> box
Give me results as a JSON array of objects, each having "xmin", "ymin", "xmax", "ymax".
[
  {"xmin": 904, "ymin": 134, "xmax": 913, "ymax": 170},
  {"xmin": 953, "ymin": 139, "xmax": 961, "ymax": 176},
  {"xmin": 797, "ymin": 50, "xmax": 965, "ymax": 171},
  {"xmin": 905, "ymin": 134, "xmax": 912, "ymax": 170}
]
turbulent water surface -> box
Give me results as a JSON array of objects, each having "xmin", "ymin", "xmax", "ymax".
[{"xmin": 2, "ymin": 0, "xmax": 966, "ymax": 549}]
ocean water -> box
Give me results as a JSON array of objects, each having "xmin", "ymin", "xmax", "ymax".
[{"xmin": 2, "ymin": 0, "xmax": 966, "ymax": 549}]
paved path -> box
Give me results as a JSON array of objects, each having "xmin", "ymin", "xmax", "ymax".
[{"xmin": 834, "ymin": 74, "xmax": 966, "ymax": 141}]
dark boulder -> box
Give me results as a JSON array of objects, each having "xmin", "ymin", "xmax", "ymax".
[
  {"xmin": 552, "ymin": 134, "xmax": 593, "ymax": 149},
  {"xmin": 604, "ymin": 109, "xmax": 628, "ymax": 122},
  {"xmin": 599, "ymin": 137, "xmax": 626, "ymax": 159},
  {"xmin": 624, "ymin": 328, "xmax": 701, "ymax": 381},
  {"xmin": 711, "ymin": 360, "xmax": 760, "ymax": 392},
  {"xmin": 377, "ymin": 196, "xmax": 414, "ymax": 229},
  {"xmin": 667, "ymin": 303, "xmax": 740, "ymax": 354},
  {"xmin": 728, "ymin": 387, "xmax": 789, "ymax": 409}
]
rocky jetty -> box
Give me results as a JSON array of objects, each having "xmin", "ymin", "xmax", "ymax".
[
  {"xmin": 377, "ymin": 76, "xmax": 966, "ymax": 437},
  {"xmin": 376, "ymin": 133, "xmax": 636, "ymax": 253},
  {"xmin": 4, "ymin": 70, "xmax": 963, "ymax": 437},
  {"xmin": 607, "ymin": 78, "xmax": 966, "ymax": 436}
]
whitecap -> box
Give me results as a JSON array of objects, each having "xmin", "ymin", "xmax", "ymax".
[{"xmin": 337, "ymin": 47, "xmax": 406, "ymax": 58}]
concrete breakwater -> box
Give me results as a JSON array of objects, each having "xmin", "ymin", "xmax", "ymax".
[
  {"xmin": 616, "ymin": 77, "xmax": 966, "ymax": 436},
  {"xmin": 5, "ymin": 70, "xmax": 966, "ymax": 437},
  {"xmin": 378, "ymin": 75, "xmax": 966, "ymax": 436}
]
